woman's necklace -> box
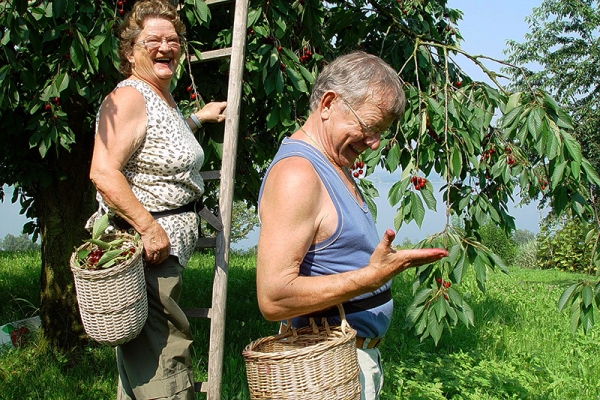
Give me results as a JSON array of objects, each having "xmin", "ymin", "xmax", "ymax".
[{"xmin": 299, "ymin": 126, "xmax": 363, "ymax": 202}]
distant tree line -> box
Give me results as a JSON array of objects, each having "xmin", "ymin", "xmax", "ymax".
[{"xmin": 0, "ymin": 234, "xmax": 40, "ymax": 252}]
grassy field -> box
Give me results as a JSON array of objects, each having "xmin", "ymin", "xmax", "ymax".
[{"xmin": 1, "ymin": 249, "xmax": 599, "ymax": 399}]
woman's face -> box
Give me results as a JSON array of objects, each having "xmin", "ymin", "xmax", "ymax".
[{"xmin": 129, "ymin": 18, "xmax": 181, "ymax": 86}]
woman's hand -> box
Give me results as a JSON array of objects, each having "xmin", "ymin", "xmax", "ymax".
[
  {"xmin": 141, "ymin": 220, "xmax": 171, "ymax": 265},
  {"xmin": 194, "ymin": 101, "xmax": 227, "ymax": 124}
]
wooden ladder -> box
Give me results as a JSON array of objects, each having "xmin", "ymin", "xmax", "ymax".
[{"xmin": 180, "ymin": 0, "xmax": 249, "ymax": 398}]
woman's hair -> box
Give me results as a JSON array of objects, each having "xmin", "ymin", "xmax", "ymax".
[
  {"xmin": 309, "ymin": 51, "xmax": 406, "ymax": 119},
  {"xmin": 117, "ymin": 0, "xmax": 185, "ymax": 76}
]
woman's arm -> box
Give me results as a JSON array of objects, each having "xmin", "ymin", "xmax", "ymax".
[{"xmin": 90, "ymin": 86, "xmax": 171, "ymax": 265}]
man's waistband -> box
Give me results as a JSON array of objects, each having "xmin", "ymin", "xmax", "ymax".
[{"xmin": 304, "ymin": 288, "xmax": 392, "ymax": 318}]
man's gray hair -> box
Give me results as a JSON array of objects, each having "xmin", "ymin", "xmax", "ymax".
[{"xmin": 309, "ymin": 51, "xmax": 406, "ymax": 119}]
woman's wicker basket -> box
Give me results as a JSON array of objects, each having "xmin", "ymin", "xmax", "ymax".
[
  {"xmin": 70, "ymin": 233, "xmax": 147, "ymax": 347},
  {"xmin": 243, "ymin": 305, "xmax": 361, "ymax": 400}
]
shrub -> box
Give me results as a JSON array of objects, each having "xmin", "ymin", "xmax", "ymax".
[
  {"xmin": 514, "ymin": 239, "xmax": 538, "ymax": 268},
  {"xmin": 477, "ymin": 221, "xmax": 518, "ymax": 265},
  {"xmin": 536, "ymin": 214, "xmax": 596, "ymax": 273}
]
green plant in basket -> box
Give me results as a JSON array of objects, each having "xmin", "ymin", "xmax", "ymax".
[{"xmin": 73, "ymin": 214, "xmax": 141, "ymax": 271}]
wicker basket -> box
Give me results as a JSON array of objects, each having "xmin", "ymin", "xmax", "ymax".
[
  {"xmin": 243, "ymin": 305, "xmax": 361, "ymax": 400},
  {"xmin": 70, "ymin": 233, "xmax": 147, "ymax": 347}
]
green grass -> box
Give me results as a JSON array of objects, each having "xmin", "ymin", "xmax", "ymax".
[{"xmin": 1, "ymin": 250, "xmax": 599, "ymax": 399}]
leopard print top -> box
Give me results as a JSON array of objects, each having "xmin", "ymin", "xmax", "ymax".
[{"xmin": 94, "ymin": 79, "xmax": 204, "ymax": 267}]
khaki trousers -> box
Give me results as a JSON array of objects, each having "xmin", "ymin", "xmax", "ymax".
[{"xmin": 116, "ymin": 256, "xmax": 194, "ymax": 400}]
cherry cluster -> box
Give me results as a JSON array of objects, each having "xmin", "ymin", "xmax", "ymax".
[
  {"xmin": 117, "ymin": 0, "xmax": 126, "ymax": 16},
  {"xmin": 86, "ymin": 247, "xmax": 105, "ymax": 268},
  {"xmin": 186, "ymin": 85, "xmax": 197, "ymax": 100},
  {"xmin": 410, "ymin": 175, "xmax": 427, "ymax": 190},
  {"xmin": 437, "ymin": 277, "xmax": 451, "ymax": 300},
  {"xmin": 436, "ymin": 277, "xmax": 451, "ymax": 288},
  {"xmin": 538, "ymin": 178, "xmax": 549, "ymax": 190},
  {"xmin": 351, "ymin": 160, "xmax": 365, "ymax": 178},
  {"xmin": 299, "ymin": 47, "xmax": 312, "ymax": 64}
]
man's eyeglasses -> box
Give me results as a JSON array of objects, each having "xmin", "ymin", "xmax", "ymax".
[
  {"xmin": 338, "ymin": 96, "xmax": 386, "ymax": 136},
  {"xmin": 134, "ymin": 36, "xmax": 182, "ymax": 52}
]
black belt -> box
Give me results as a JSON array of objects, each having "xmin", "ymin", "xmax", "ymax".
[
  {"xmin": 112, "ymin": 199, "xmax": 202, "ymax": 230},
  {"xmin": 304, "ymin": 288, "xmax": 392, "ymax": 318}
]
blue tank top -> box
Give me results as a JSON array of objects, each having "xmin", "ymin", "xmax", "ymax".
[{"xmin": 258, "ymin": 137, "xmax": 393, "ymax": 338}]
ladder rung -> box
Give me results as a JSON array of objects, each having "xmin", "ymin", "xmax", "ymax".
[
  {"xmin": 206, "ymin": 0, "xmax": 233, "ymax": 4},
  {"xmin": 199, "ymin": 170, "xmax": 221, "ymax": 181},
  {"xmin": 184, "ymin": 307, "xmax": 212, "ymax": 319},
  {"xmin": 193, "ymin": 381, "xmax": 209, "ymax": 393},
  {"xmin": 190, "ymin": 48, "xmax": 232, "ymax": 64},
  {"xmin": 196, "ymin": 237, "xmax": 217, "ymax": 248}
]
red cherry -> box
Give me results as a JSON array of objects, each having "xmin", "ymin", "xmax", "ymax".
[
  {"xmin": 43, "ymin": 104, "xmax": 51, "ymax": 111},
  {"xmin": 118, "ymin": 0, "xmax": 123, "ymax": 5},
  {"xmin": 280, "ymin": 62, "xmax": 285, "ymax": 70},
  {"xmin": 277, "ymin": 46, "xmax": 282, "ymax": 52},
  {"xmin": 353, "ymin": 171, "xmax": 360, "ymax": 178},
  {"xmin": 454, "ymin": 81, "xmax": 462, "ymax": 88},
  {"xmin": 190, "ymin": 93, "xmax": 196, "ymax": 100},
  {"xmin": 437, "ymin": 277, "xmax": 442, "ymax": 284},
  {"xmin": 186, "ymin": 86, "xmax": 192, "ymax": 92}
]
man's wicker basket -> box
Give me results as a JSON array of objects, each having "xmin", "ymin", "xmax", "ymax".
[
  {"xmin": 243, "ymin": 305, "xmax": 361, "ymax": 400},
  {"xmin": 70, "ymin": 233, "xmax": 147, "ymax": 347}
]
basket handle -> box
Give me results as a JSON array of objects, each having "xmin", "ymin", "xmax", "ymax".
[{"xmin": 284, "ymin": 304, "xmax": 350, "ymax": 336}]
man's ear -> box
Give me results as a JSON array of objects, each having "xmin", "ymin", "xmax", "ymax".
[{"xmin": 320, "ymin": 91, "xmax": 336, "ymax": 120}]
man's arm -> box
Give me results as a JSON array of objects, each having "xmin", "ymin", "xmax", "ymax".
[{"xmin": 256, "ymin": 156, "xmax": 448, "ymax": 321}]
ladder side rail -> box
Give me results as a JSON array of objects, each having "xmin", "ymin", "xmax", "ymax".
[{"xmin": 205, "ymin": 0, "xmax": 249, "ymax": 398}]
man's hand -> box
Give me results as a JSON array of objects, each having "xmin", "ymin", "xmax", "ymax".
[{"xmin": 369, "ymin": 229, "xmax": 448, "ymax": 284}]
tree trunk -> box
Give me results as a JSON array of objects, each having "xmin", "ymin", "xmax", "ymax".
[{"xmin": 37, "ymin": 106, "xmax": 97, "ymax": 351}]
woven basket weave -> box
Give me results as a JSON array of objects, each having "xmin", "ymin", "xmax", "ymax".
[
  {"xmin": 243, "ymin": 305, "xmax": 361, "ymax": 400},
  {"xmin": 70, "ymin": 233, "xmax": 147, "ymax": 347}
]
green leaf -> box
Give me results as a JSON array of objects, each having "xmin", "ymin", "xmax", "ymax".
[
  {"xmin": 505, "ymin": 92, "xmax": 521, "ymax": 114},
  {"xmin": 527, "ymin": 106, "xmax": 544, "ymax": 138},
  {"xmin": 97, "ymin": 248, "xmax": 125, "ymax": 268},
  {"xmin": 570, "ymin": 299, "xmax": 581, "ymax": 333},
  {"xmin": 488, "ymin": 252, "xmax": 509, "ymax": 274},
  {"xmin": 405, "ymin": 305, "xmax": 425, "ymax": 325},
  {"xmin": 286, "ymin": 67, "xmax": 308, "ymax": 93},
  {"xmin": 582, "ymin": 284, "xmax": 594, "ymax": 308},
  {"xmin": 412, "ymin": 288, "xmax": 433, "ymax": 306},
  {"xmin": 410, "ymin": 192, "xmax": 426, "ymax": 228},
  {"xmin": 558, "ymin": 283, "xmax": 579, "ymax": 311},
  {"xmin": 501, "ymin": 105, "xmax": 523, "ymax": 129},
  {"xmin": 550, "ymin": 161, "xmax": 566, "ymax": 189},
  {"xmin": 581, "ymin": 304, "xmax": 594, "ymax": 334},
  {"xmin": 92, "ymin": 213, "xmax": 110, "ymax": 240},
  {"xmin": 561, "ymin": 130, "xmax": 583, "ymax": 163},
  {"xmin": 582, "ymin": 158, "xmax": 600, "ymax": 186},
  {"xmin": 444, "ymin": 299, "xmax": 458, "ymax": 325},
  {"xmin": 427, "ymin": 310, "xmax": 443, "ymax": 345},
  {"xmin": 434, "ymin": 296, "xmax": 446, "ymax": 322}
]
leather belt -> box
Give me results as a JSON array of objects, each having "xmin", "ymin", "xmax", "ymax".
[
  {"xmin": 304, "ymin": 288, "xmax": 392, "ymax": 318},
  {"xmin": 356, "ymin": 337, "xmax": 383, "ymax": 349}
]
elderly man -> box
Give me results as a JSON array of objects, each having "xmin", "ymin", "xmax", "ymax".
[{"xmin": 256, "ymin": 51, "xmax": 448, "ymax": 399}]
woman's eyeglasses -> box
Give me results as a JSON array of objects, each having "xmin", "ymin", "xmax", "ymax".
[{"xmin": 134, "ymin": 36, "xmax": 182, "ymax": 52}]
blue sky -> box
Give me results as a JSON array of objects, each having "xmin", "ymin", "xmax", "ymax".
[{"xmin": 1, "ymin": 1, "xmax": 547, "ymax": 249}]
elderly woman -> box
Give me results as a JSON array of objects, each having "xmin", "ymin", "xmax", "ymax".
[{"xmin": 89, "ymin": 0, "xmax": 226, "ymax": 398}]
